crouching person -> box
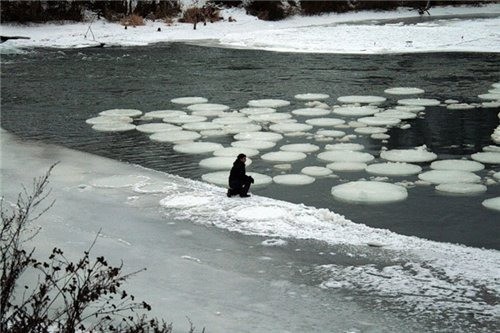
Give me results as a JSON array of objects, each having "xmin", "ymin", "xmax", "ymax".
[{"xmin": 227, "ymin": 153, "xmax": 254, "ymax": 198}]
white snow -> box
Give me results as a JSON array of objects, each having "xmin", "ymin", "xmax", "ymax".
[{"xmin": 1, "ymin": 5, "xmax": 499, "ymax": 55}]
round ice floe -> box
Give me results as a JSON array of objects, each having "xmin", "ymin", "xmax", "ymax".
[
  {"xmin": 354, "ymin": 126, "xmax": 388, "ymax": 135},
  {"xmin": 337, "ymin": 95, "xmax": 386, "ymax": 104},
  {"xmin": 483, "ymin": 145, "xmax": 500, "ymax": 153},
  {"xmin": 358, "ymin": 116, "xmax": 401, "ymax": 126},
  {"xmin": 384, "ymin": 87, "xmax": 425, "ymax": 95},
  {"xmin": 92, "ymin": 123, "xmax": 136, "ymax": 132},
  {"xmin": 430, "ymin": 159, "xmax": 484, "ymax": 172},
  {"xmin": 247, "ymin": 99, "xmax": 290, "ymax": 108},
  {"xmin": 292, "ymin": 108, "xmax": 331, "ymax": 117},
  {"xmin": 397, "ymin": 98, "xmax": 440, "ymax": 106},
  {"xmin": 494, "ymin": 172, "xmax": 500, "ymax": 181},
  {"xmin": 280, "ymin": 143, "xmax": 320, "ymax": 153},
  {"xmin": 239, "ymin": 107, "xmax": 276, "ymax": 115},
  {"xmin": 478, "ymin": 93, "xmax": 500, "ymax": 100},
  {"xmin": 144, "ymin": 110, "xmax": 187, "ymax": 119},
  {"xmin": 160, "ymin": 194, "xmax": 211, "ymax": 208},
  {"xmin": 173, "ymin": 142, "xmax": 223, "ymax": 154},
  {"xmin": 435, "ymin": 183, "xmax": 487, "ymax": 195},
  {"xmin": 133, "ymin": 182, "xmax": 177, "ymax": 194},
  {"xmin": 199, "ymin": 157, "xmax": 252, "ymax": 170},
  {"xmin": 234, "ymin": 131, "xmax": 283, "ymax": 142},
  {"xmin": 171, "ymin": 97, "xmax": 208, "ymax": 105},
  {"xmin": 248, "ymin": 113, "xmax": 293, "ymax": 123},
  {"xmin": 318, "ymin": 151, "xmax": 374, "ymax": 163},
  {"xmin": 418, "ymin": 170, "xmax": 480, "ymax": 184},
  {"xmin": 90, "ymin": 175, "xmax": 149, "ymax": 188},
  {"xmin": 375, "ymin": 110, "xmax": 416, "ymax": 120},
  {"xmin": 380, "ymin": 148, "xmax": 437, "ymax": 163},
  {"xmin": 213, "ymin": 117, "xmax": 252, "ymax": 125},
  {"xmin": 332, "ymin": 106, "xmax": 380, "ymax": 117},
  {"xmin": 294, "ymin": 93, "xmax": 330, "ymax": 101},
  {"xmin": 191, "ymin": 109, "xmax": 225, "ymax": 117},
  {"xmin": 327, "ymin": 162, "xmax": 367, "ymax": 172},
  {"xmin": 182, "ymin": 122, "xmax": 223, "ymax": 131},
  {"xmin": 201, "ymin": 171, "xmax": 271, "ymax": 187},
  {"xmin": 365, "ymin": 162, "xmax": 422, "ymax": 176},
  {"xmin": 163, "ymin": 115, "xmax": 207, "ymax": 124},
  {"xmin": 325, "ymin": 143, "xmax": 364, "ymax": 151},
  {"xmin": 305, "ymin": 118, "xmax": 345, "ymax": 127},
  {"xmin": 446, "ymin": 103, "xmax": 475, "ymax": 110},
  {"xmin": 232, "ymin": 140, "xmax": 276, "ymax": 150},
  {"xmin": 86, "ymin": 116, "xmax": 133, "ymax": 125},
  {"xmin": 395, "ymin": 105, "xmax": 425, "ymax": 112},
  {"xmin": 273, "ymin": 174, "xmax": 315, "ymax": 185},
  {"xmin": 481, "ymin": 197, "xmax": 500, "ymax": 211},
  {"xmin": 331, "ymin": 181, "xmax": 408, "ymax": 204},
  {"xmin": 445, "ymin": 99, "xmax": 459, "ymax": 104},
  {"xmin": 471, "ymin": 152, "xmax": 500, "ymax": 164},
  {"xmin": 261, "ymin": 151, "xmax": 307, "ymax": 162},
  {"xmin": 301, "ymin": 166, "xmax": 333, "ymax": 177},
  {"xmin": 187, "ymin": 103, "xmax": 230, "ymax": 112},
  {"xmin": 489, "ymin": 88, "xmax": 500, "ymax": 94},
  {"xmin": 492, "ymin": 83, "xmax": 500, "ymax": 88},
  {"xmin": 482, "ymin": 101, "xmax": 500, "ymax": 108},
  {"xmin": 200, "ymin": 129, "xmax": 227, "ymax": 137},
  {"xmin": 269, "ymin": 123, "xmax": 313, "ymax": 133},
  {"xmin": 371, "ymin": 133, "xmax": 390, "ymax": 140},
  {"xmin": 316, "ymin": 130, "xmax": 346, "ymax": 138},
  {"xmin": 214, "ymin": 148, "xmax": 259, "ymax": 160},
  {"xmin": 136, "ymin": 123, "xmax": 182, "ymax": 133},
  {"xmin": 99, "ymin": 108, "xmax": 142, "ymax": 117},
  {"xmin": 150, "ymin": 130, "xmax": 201, "ymax": 143},
  {"xmin": 224, "ymin": 123, "xmax": 262, "ymax": 134}
]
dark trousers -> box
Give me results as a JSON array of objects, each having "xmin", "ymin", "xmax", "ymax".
[{"xmin": 229, "ymin": 179, "xmax": 251, "ymax": 196}]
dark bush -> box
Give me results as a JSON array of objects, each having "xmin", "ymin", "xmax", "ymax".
[
  {"xmin": 0, "ymin": 0, "xmax": 85, "ymax": 23},
  {"xmin": 245, "ymin": 1, "xmax": 292, "ymax": 21}
]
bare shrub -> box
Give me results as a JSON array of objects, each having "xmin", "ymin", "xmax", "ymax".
[
  {"xmin": 120, "ymin": 14, "xmax": 145, "ymax": 27},
  {"xmin": 0, "ymin": 166, "xmax": 198, "ymax": 332}
]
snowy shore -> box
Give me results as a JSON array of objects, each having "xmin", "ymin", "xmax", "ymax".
[{"xmin": 1, "ymin": 4, "xmax": 500, "ymax": 54}]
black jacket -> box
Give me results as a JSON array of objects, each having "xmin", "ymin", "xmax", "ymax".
[{"xmin": 229, "ymin": 159, "xmax": 250, "ymax": 187}]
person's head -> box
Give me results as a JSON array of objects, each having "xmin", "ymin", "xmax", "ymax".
[{"xmin": 237, "ymin": 153, "xmax": 247, "ymax": 163}]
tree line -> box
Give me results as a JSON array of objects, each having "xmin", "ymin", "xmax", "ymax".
[{"xmin": 0, "ymin": 1, "xmax": 494, "ymax": 23}]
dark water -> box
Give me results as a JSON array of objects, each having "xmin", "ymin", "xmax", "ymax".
[{"xmin": 1, "ymin": 44, "xmax": 499, "ymax": 249}]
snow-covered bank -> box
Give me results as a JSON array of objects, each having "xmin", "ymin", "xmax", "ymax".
[
  {"xmin": 1, "ymin": 129, "xmax": 499, "ymax": 330},
  {"xmin": 1, "ymin": 5, "xmax": 499, "ymax": 54}
]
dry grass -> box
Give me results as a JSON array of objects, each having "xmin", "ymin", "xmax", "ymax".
[{"xmin": 120, "ymin": 14, "xmax": 145, "ymax": 27}]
